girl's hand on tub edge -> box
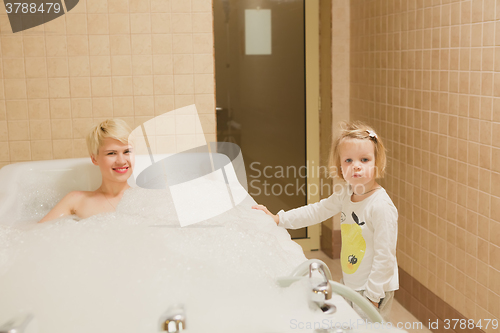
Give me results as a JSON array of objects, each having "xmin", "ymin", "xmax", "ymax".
[{"xmin": 252, "ymin": 204, "xmax": 279, "ymax": 226}]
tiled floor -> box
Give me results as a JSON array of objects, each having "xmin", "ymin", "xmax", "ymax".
[{"xmin": 304, "ymin": 250, "xmax": 432, "ymax": 332}]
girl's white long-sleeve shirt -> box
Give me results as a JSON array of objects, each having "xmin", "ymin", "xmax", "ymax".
[{"xmin": 277, "ymin": 184, "xmax": 399, "ymax": 303}]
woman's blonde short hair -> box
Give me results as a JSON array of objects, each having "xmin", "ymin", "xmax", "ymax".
[
  {"xmin": 328, "ymin": 121, "xmax": 387, "ymax": 180},
  {"xmin": 86, "ymin": 119, "xmax": 133, "ymax": 157}
]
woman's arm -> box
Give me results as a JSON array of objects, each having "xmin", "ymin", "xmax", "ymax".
[{"xmin": 38, "ymin": 191, "xmax": 80, "ymax": 223}]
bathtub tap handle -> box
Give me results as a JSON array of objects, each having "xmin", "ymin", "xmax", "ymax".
[
  {"xmin": 159, "ymin": 304, "xmax": 186, "ymax": 332},
  {"xmin": 309, "ymin": 262, "xmax": 332, "ymax": 301},
  {"xmin": 0, "ymin": 313, "xmax": 33, "ymax": 333}
]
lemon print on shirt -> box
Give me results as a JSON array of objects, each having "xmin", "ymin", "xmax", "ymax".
[{"xmin": 341, "ymin": 212, "xmax": 366, "ymax": 274}]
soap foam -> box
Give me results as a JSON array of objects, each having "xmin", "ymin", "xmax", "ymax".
[{"xmin": 0, "ymin": 188, "xmax": 325, "ymax": 333}]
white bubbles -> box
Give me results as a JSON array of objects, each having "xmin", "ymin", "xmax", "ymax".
[{"xmin": 0, "ymin": 188, "xmax": 323, "ymax": 333}]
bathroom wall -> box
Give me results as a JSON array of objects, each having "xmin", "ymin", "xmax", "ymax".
[
  {"xmin": 351, "ymin": 0, "xmax": 499, "ymax": 330},
  {"xmin": 0, "ymin": 0, "xmax": 216, "ymax": 169}
]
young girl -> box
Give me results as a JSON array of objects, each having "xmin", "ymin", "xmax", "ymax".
[
  {"xmin": 39, "ymin": 119, "xmax": 134, "ymax": 223},
  {"xmin": 252, "ymin": 121, "xmax": 398, "ymax": 319}
]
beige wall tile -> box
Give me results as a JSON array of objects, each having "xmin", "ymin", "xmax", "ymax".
[
  {"xmin": 483, "ymin": 22, "xmax": 495, "ymax": 47},
  {"xmin": 109, "ymin": 14, "xmax": 130, "ymax": 34},
  {"xmin": 134, "ymin": 96, "xmax": 155, "ymax": 116},
  {"xmin": 45, "ymin": 36, "xmax": 68, "ymax": 57},
  {"xmin": 194, "ymin": 74, "xmax": 213, "ymax": 94},
  {"xmin": 152, "ymin": 34, "xmax": 173, "ymax": 54},
  {"xmin": 89, "ymin": 35, "xmax": 111, "ymax": 56},
  {"xmin": 153, "ymin": 55, "xmax": 173, "ymax": 74},
  {"xmin": 173, "ymin": 95, "xmax": 194, "ymax": 109},
  {"xmin": 108, "ymin": 0, "xmax": 129, "ymax": 14},
  {"xmin": 110, "ymin": 35, "xmax": 131, "ymax": 55},
  {"xmin": 174, "ymin": 74, "xmax": 194, "ymax": 94},
  {"xmin": 0, "ymin": 121, "xmax": 7, "ymax": 141},
  {"xmin": 192, "ymin": 0, "xmax": 211, "ymax": 13},
  {"xmin": 1, "ymin": 36, "xmax": 23, "ymax": 57},
  {"xmin": 131, "ymin": 14, "xmax": 152, "ymax": 33},
  {"xmin": 133, "ymin": 76, "xmax": 154, "ymax": 95},
  {"xmin": 28, "ymin": 100, "xmax": 49, "ymax": 119},
  {"xmin": 90, "ymin": 56, "xmax": 111, "ymax": 76},
  {"xmin": 92, "ymin": 97, "xmax": 113, "ymax": 118},
  {"xmin": 9, "ymin": 141, "xmax": 30, "ymax": 161},
  {"xmin": 70, "ymin": 77, "xmax": 91, "ymax": 98},
  {"xmin": 91, "ymin": 77, "xmax": 113, "ymax": 97},
  {"xmin": 193, "ymin": 54, "xmax": 213, "ymax": 74},
  {"xmin": 23, "ymin": 36, "xmax": 46, "ymax": 57},
  {"xmin": 173, "ymin": 54, "xmax": 193, "ymax": 74},
  {"xmin": 66, "ymin": 14, "xmax": 88, "ymax": 35},
  {"xmin": 3, "ymin": 58, "xmax": 25, "ymax": 79},
  {"xmin": 0, "ymin": 142, "xmax": 10, "ymax": 162},
  {"xmin": 52, "ymin": 139, "xmax": 73, "ymax": 159},
  {"xmin": 43, "ymin": 13, "xmax": 67, "ymax": 34},
  {"xmin": 112, "ymin": 76, "xmax": 134, "ymax": 96},
  {"xmin": 171, "ymin": 0, "xmax": 190, "ymax": 12},
  {"xmin": 154, "ymin": 75, "xmax": 174, "ymax": 95},
  {"xmin": 172, "ymin": 34, "xmax": 194, "ymax": 53},
  {"xmin": 492, "ymin": 148, "xmax": 500, "ymax": 173},
  {"xmin": 71, "ymin": 99, "xmax": 92, "ymax": 118},
  {"xmin": 51, "ymin": 119, "xmax": 72, "ymax": 139},
  {"xmin": 47, "ymin": 57, "xmax": 69, "ymax": 78},
  {"xmin": 111, "ymin": 55, "xmax": 132, "ymax": 75},
  {"xmin": 131, "ymin": 35, "xmax": 152, "ymax": 55},
  {"xmin": 67, "ymin": 35, "xmax": 89, "ymax": 56},
  {"xmin": 113, "ymin": 96, "xmax": 135, "ymax": 116},
  {"xmin": 68, "ymin": 56, "xmax": 91, "ymax": 77},
  {"xmin": 3, "ymin": 79, "xmax": 27, "ymax": 100},
  {"xmin": 86, "ymin": 0, "xmax": 108, "ymax": 13},
  {"xmin": 154, "ymin": 95, "xmax": 175, "ymax": 115},
  {"xmin": 152, "ymin": 14, "xmax": 171, "ymax": 33},
  {"xmin": 50, "ymin": 99, "xmax": 71, "ymax": 119},
  {"xmin": 171, "ymin": 14, "xmax": 192, "ymax": 33},
  {"xmin": 31, "ymin": 140, "xmax": 53, "ymax": 160},
  {"xmin": 8, "ymin": 121, "xmax": 29, "ymax": 141},
  {"xmin": 25, "ymin": 58, "xmax": 47, "ymax": 78},
  {"xmin": 29, "ymin": 120, "xmax": 51, "ymax": 140},
  {"xmin": 88, "ymin": 14, "xmax": 109, "ymax": 35},
  {"xmin": 26, "ymin": 78, "xmax": 49, "ymax": 99},
  {"xmin": 192, "ymin": 13, "xmax": 212, "ymax": 33},
  {"xmin": 132, "ymin": 55, "xmax": 153, "ymax": 75},
  {"xmin": 151, "ymin": 0, "xmax": 170, "ymax": 13},
  {"xmin": 130, "ymin": 0, "xmax": 151, "ymax": 13}
]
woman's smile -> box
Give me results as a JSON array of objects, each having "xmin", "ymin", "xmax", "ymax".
[{"xmin": 113, "ymin": 166, "xmax": 129, "ymax": 174}]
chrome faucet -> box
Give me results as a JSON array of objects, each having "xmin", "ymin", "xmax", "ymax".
[
  {"xmin": 159, "ymin": 304, "xmax": 186, "ymax": 332},
  {"xmin": 310, "ymin": 262, "xmax": 332, "ymax": 300},
  {"xmin": 0, "ymin": 314, "xmax": 33, "ymax": 333},
  {"xmin": 309, "ymin": 262, "xmax": 336, "ymax": 314}
]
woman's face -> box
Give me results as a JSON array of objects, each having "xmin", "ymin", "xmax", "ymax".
[{"xmin": 91, "ymin": 138, "xmax": 135, "ymax": 184}]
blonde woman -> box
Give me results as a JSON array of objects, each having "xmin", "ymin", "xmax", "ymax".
[{"xmin": 39, "ymin": 119, "xmax": 134, "ymax": 223}]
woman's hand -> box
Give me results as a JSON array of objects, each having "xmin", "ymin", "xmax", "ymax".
[{"xmin": 252, "ymin": 204, "xmax": 279, "ymax": 225}]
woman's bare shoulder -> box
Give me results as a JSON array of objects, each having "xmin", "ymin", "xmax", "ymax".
[
  {"xmin": 62, "ymin": 190, "xmax": 97, "ymax": 203},
  {"xmin": 38, "ymin": 191, "xmax": 98, "ymax": 223}
]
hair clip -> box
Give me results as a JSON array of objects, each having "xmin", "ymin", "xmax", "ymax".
[{"xmin": 366, "ymin": 130, "xmax": 377, "ymax": 139}]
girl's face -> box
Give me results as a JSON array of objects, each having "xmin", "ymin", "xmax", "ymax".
[
  {"xmin": 91, "ymin": 138, "xmax": 135, "ymax": 184},
  {"xmin": 339, "ymin": 138, "xmax": 377, "ymax": 191}
]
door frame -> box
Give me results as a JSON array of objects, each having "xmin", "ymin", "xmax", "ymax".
[{"xmin": 293, "ymin": 0, "xmax": 321, "ymax": 251}]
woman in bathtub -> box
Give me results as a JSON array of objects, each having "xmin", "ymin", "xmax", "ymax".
[{"xmin": 39, "ymin": 119, "xmax": 134, "ymax": 223}]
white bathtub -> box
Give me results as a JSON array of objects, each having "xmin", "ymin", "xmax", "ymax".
[{"xmin": 0, "ymin": 154, "xmax": 378, "ymax": 333}]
